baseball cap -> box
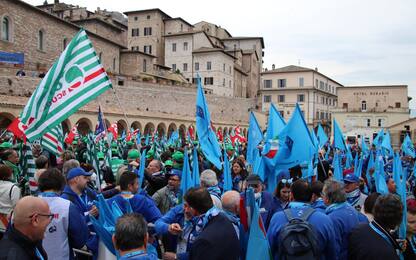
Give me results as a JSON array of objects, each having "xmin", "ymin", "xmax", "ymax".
[
  {"xmin": 67, "ymin": 167, "xmax": 92, "ymax": 180},
  {"xmin": 343, "ymin": 173, "xmax": 359, "ymax": 183},
  {"xmin": 246, "ymin": 174, "xmax": 262, "ymax": 185}
]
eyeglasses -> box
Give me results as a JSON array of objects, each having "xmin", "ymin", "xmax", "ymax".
[
  {"xmin": 29, "ymin": 213, "xmax": 55, "ymax": 221},
  {"xmin": 281, "ymin": 178, "xmax": 293, "ymax": 184}
]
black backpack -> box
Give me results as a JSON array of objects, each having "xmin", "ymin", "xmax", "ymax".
[{"xmin": 277, "ymin": 207, "xmax": 319, "ymax": 260}]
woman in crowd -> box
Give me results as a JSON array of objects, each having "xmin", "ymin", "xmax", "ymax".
[
  {"xmin": 0, "ymin": 165, "xmax": 21, "ymax": 238},
  {"xmin": 273, "ymin": 178, "xmax": 292, "ymax": 212},
  {"xmin": 231, "ymin": 159, "xmax": 248, "ymax": 192}
]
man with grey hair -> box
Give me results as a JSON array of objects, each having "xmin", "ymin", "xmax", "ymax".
[
  {"xmin": 221, "ymin": 191, "xmax": 241, "ymax": 239},
  {"xmin": 62, "ymin": 159, "xmax": 80, "ymax": 176},
  {"xmin": 322, "ymin": 179, "xmax": 368, "ymax": 260},
  {"xmin": 200, "ymin": 169, "xmax": 222, "ymax": 208},
  {"xmin": 113, "ymin": 213, "xmax": 157, "ymax": 259}
]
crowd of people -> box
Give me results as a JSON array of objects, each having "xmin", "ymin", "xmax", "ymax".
[{"xmin": 0, "ymin": 131, "xmax": 414, "ymax": 260}]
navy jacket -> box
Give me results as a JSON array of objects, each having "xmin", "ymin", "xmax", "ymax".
[
  {"xmin": 107, "ymin": 194, "xmax": 162, "ymax": 223},
  {"xmin": 326, "ymin": 203, "xmax": 368, "ymax": 260},
  {"xmin": 189, "ymin": 213, "xmax": 240, "ymax": 260},
  {"xmin": 267, "ymin": 202, "xmax": 337, "ymax": 260}
]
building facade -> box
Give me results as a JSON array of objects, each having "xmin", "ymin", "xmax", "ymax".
[
  {"xmin": 260, "ymin": 65, "xmax": 342, "ymax": 129},
  {"xmin": 332, "ymin": 85, "xmax": 410, "ymax": 144}
]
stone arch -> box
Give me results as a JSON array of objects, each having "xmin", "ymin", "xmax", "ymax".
[
  {"xmin": 117, "ymin": 119, "xmax": 127, "ymax": 134},
  {"xmin": 144, "ymin": 122, "xmax": 155, "ymax": 135},
  {"xmin": 61, "ymin": 119, "xmax": 71, "ymax": 134},
  {"xmin": 167, "ymin": 123, "xmax": 177, "ymax": 138},
  {"xmin": 157, "ymin": 122, "xmax": 167, "ymax": 137},
  {"xmin": 0, "ymin": 112, "xmax": 15, "ymax": 130},
  {"xmin": 76, "ymin": 117, "xmax": 92, "ymax": 135},
  {"xmin": 131, "ymin": 121, "xmax": 142, "ymax": 133},
  {"xmin": 178, "ymin": 124, "xmax": 186, "ymax": 139}
]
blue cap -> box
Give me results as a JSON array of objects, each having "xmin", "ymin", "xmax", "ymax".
[
  {"xmin": 167, "ymin": 169, "xmax": 182, "ymax": 179},
  {"xmin": 343, "ymin": 174, "xmax": 359, "ymax": 183},
  {"xmin": 67, "ymin": 167, "xmax": 92, "ymax": 180}
]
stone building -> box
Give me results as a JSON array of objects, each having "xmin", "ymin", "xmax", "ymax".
[
  {"xmin": 260, "ymin": 65, "xmax": 342, "ymax": 130},
  {"xmin": 0, "ymin": 0, "xmax": 253, "ymax": 137},
  {"xmin": 332, "ymin": 85, "xmax": 411, "ymax": 146},
  {"xmin": 123, "ymin": 10, "xmax": 264, "ymax": 98}
]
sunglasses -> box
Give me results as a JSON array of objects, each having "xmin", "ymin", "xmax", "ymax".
[
  {"xmin": 29, "ymin": 213, "xmax": 55, "ymax": 221},
  {"xmin": 281, "ymin": 178, "xmax": 293, "ymax": 184}
]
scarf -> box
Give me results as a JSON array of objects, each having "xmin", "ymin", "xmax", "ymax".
[
  {"xmin": 325, "ymin": 202, "xmax": 348, "ymax": 214},
  {"xmin": 223, "ymin": 210, "xmax": 240, "ymax": 239},
  {"xmin": 346, "ymin": 189, "xmax": 361, "ymax": 207},
  {"xmin": 207, "ymin": 185, "xmax": 222, "ymax": 200},
  {"xmin": 167, "ymin": 188, "xmax": 179, "ymax": 208},
  {"xmin": 186, "ymin": 207, "xmax": 220, "ymax": 249}
]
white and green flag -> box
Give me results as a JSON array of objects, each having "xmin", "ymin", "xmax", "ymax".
[
  {"xmin": 41, "ymin": 124, "xmax": 64, "ymax": 156},
  {"xmin": 19, "ymin": 29, "xmax": 112, "ymax": 142}
]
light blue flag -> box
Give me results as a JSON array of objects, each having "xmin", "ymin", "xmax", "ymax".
[
  {"xmin": 245, "ymin": 189, "xmax": 272, "ymax": 260},
  {"xmin": 274, "ymin": 104, "xmax": 315, "ymax": 170},
  {"xmin": 317, "ymin": 123, "xmax": 328, "ymax": 148},
  {"xmin": 138, "ymin": 149, "xmax": 146, "ymax": 190},
  {"xmin": 333, "ymin": 152, "xmax": 343, "ymax": 182},
  {"xmin": 402, "ymin": 134, "xmax": 415, "ymax": 158},
  {"xmin": 223, "ymin": 147, "xmax": 232, "ymax": 192},
  {"xmin": 310, "ymin": 128, "xmax": 319, "ymax": 152},
  {"xmin": 354, "ymin": 156, "xmax": 363, "ymax": 179},
  {"xmin": 393, "ymin": 152, "xmax": 407, "ymax": 240},
  {"xmin": 247, "ymin": 111, "xmax": 263, "ymax": 166},
  {"xmin": 345, "ymin": 145, "xmax": 354, "ymax": 168},
  {"xmin": 192, "ymin": 147, "xmax": 200, "ymax": 187},
  {"xmin": 366, "ymin": 152, "xmax": 375, "ymax": 190},
  {"xmin": 333, "ymin": 119, "xmax": 347, "ymax": 151},
  {"xmin": 195, "ymin": 77, "xmax": 222, "ymax": 169},
  {"xmin": 381, "ymin": 131, "xmax": 393, "ymax": 156},
  {"xmin": 262, "ymin": 103, "xmax": 286, "ymax": 168},
  {"xmin": 361, "ymin": 137, "xmax": 369, "ymax": 156},
  {"xmin": 253, "ymin": 152, "xmax": 266, "ymax": 181},
  {"xmin": 374, "ymin": 156, "xmax": 388, "ymax": 194},
  {"xmin": 180, "ymin": 148, "xmax": 193, "ymax": 196},
  {"xmin": 372, "ymin": 129, "xmax": 384, "ymax": 148},
  {"xmin": 145, "ymin": 134, "xmax": 150, "ymax": 146},
  {"xmin": 325, "ymin": 145, "xmax": 331, "ymax": 160}
]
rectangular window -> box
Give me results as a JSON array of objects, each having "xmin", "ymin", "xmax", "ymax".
[
  {"xmin": 195, "ymin": 62, "xmax": 199, "ymax": 71},
  {"xmin": 343, "ymin": 103, "xmax": 348, "ymax": 109},
  {"xmin": 183, "ymin": 42, "xmax": 188, "ymax": 51},
  {"xmin": 264, "ymin": 80, "xmax": 272, "ymax": 89},
  {"xmin": 321, "ymin": 112, "xmax": 325, "ymax": 120},
  {"xmin": 315, "ymin": 79, "xmax": 318, "ymax": 87},
  {"xmin": 223, "ymin": 63, "xmax": 226, "ymax": 71},
  {"xmin": 172, "ymin": 64, "xmax": 176, "ymax": 71},
  {"xmin": 263, "ymin": 95, "xmax": 271, "ymax": 103},
  {"xmin": 320, "ymin": 81, "xmax": 324, "ymax": 89},
  {"xmin": 278, "ymin": 95, "xmax": 285, "ymax": 102},
  {"xmin": 229, "ymin": 80, "xmax": 231, "ymax": 88},
  {"xmin": 278, "ymin": 79, "xmax": 286, "ymax": 88},
  {"xmin": 183, "ymin": 63, "xmax": 188, "ymax": 71},
  {"xmin": 395, "ymin": 102, "xmax": 401, "ymax": 108},
  {"xmin": 172, "ymin": 43, "xmax": 176, "ymax": 52},
  {"xmin": 229, "ymin": 66, "xmax": 232, "ymax": 74},
  {"xmin": 316, "ymin": 111, "xmax": 320, "ymax": 119},
  {"xmin": 367, "ymin": 119, "xmax": 371, "ymax": 127},
  {"xmin": 207, "ymin": 61, "xmax": 212, "ymax": 70},
  {"xmin": 143, "ymin": 59, "xmax": 147, "ymax": 72},
  {"xmin": 134, "ymin": 16, "xmax": 138, "ymax": 21},
  {"xmin": 131, "ymin": 28, "xmax": 139, "ymax": 37},
  {"xmin": 204, "ymin": 77, "xmax": 214, "ymax": 85},
  {"xmin": 299, "ymin": 77, "xmax": 304, "ymax": 87},
  {"xmin": 144, "ymin": 45, "xmax": 152, "ymax": 54},
  {"xmin": 297, "ymin": 94, "xmax": 305, "ymax": 102},
  {"xmin": 223, "ymin": 78, "xmax": 225, "ymax": 86},
  {"xmin": 378, "ymin": 119, "xmax": 383, "ymax": 127},
  {"xmin": 144, "ymin": 27, "xmax": 152, "ymax": 36}
]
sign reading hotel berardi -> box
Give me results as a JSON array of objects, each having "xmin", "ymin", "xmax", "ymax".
[{"xmin": 353, "ymin": 91, "xmax": 389, "ymax": 96}]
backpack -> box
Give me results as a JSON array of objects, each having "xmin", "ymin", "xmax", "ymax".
[{"xmin": 277, "ymin": 207, "xmax": 319, "ymax": 260}]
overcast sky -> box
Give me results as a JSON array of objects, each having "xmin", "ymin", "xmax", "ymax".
[{"xmin": 26, "ymin": 0, "xmax": 416, "ymax": 108}]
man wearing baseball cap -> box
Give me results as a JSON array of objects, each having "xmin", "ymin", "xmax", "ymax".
[
  {"xmin": 61, "ymin": 167, "xmax": 99, "ymax": 258},
  {"xmin": 344, "ymin": 173, "xmax": 367, "ymax": 212}
]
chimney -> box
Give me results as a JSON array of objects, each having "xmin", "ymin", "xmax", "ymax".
[
  {"xmin": 272, "ymin": 64, "xmax": 275, "ymax": 70},
  {"xmin": 43, "ymin": 0, "xmax": 48, "ymax": 5},
  {"xmin": 315, "ymin": 67, "xmax": 318, "ymax": 71},
  {"xmin": 54, "ymin": 0, "xmax": 59, "ymax": 4}
]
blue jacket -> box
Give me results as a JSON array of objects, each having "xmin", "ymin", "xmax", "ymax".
[
  {"xmin": 61, "ymin": 185, "xmax": 98, "ymax": 256},
  {"xmin": 155, "ymin": 204, "xmax": 184, "ymax": 235},
  {"xmin": 311, "ymin": 198, "xmax": 327, "ymax": 213},
  {"xmin": 107, "ymin": 194, "xmax": 162, "ymax": 223},
  {"xmin": 267, "ymin": 202, "xmax": 337, "ymax": 260},
  {"xmin": 325, "ymin": 202, "xmax": 368, "ymax": 260}
]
